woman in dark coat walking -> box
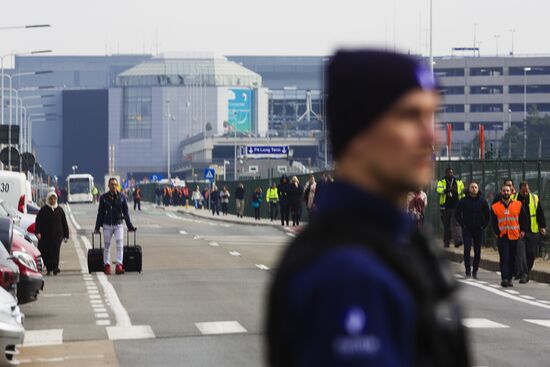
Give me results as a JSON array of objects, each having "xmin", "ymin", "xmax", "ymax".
[
  {"xmin": 35, "ymin": 192, "xmax": 69, "ymax": 275},
  {"xmin": 288, "ymin": 176, "xmax": 304, "ymax": 226}
]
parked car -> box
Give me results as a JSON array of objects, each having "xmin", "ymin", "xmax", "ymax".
[
  {"xmin": 0, "ymin": 171, "xmax": 30, "ymax": 214},
  {"xmin": 0, "ymin": 200, "xmax": 36, "ymax": 235},
  {"xmin": 0, "ymin": 287, "xmax": 24, "ymax": 366},
  {"xmin": 0, "ymin": 244, "xmax": 19, "ymax": 299},
  {"xmin": 10, "ymin": 233, "xmax": 43, "ymax": 304}
]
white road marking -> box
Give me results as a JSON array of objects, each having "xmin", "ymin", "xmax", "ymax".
[
  {"xmin": 195, "ymin": 321, "xmax": 247, "ymax": 335},
  {"xmin": 179, "ymin": 230, "xmax": 188, "ymax": 235},
  {"xmin": 65, "ymin": 204, "xmax": 81, "ymax": 230},
  {"xmin": 194, "ymin": 235, "xmax": 201, "ymax": 240},
  {"xmin": 89, "ymin": 294, "xmax": 101, "ymax": 299},
  {"xmin": 96, "ymin": 320, "xmax": 111, "ymax": 326},
  {"xmin": 24, "ymin": 329, "xmax": 64, "ymax": 346},
  {"xmin": 95, "ymin": 313, "xmax": 109, "ymax": 319},
  {"xmin": 93, "ymin": 308, "xmax": 107, "ymax": 313},
  {"xmin": 459, "ymin": 279, "xmax": 550, "ymax": 310},
  {"xmin": 524, "ymin": 319, "xmax": 550, "ymax": 328},
  {"xmin": 462, "ymin": 318, "xmax": 509, "ymax": 329},
  {"xmin": 209, "ymin": 242, "xmax": 220, "ymax": 247},
  {"xmin": 538, "ymin": 300, "xmax": 550, "ymax": 305},
  {"xmin": 255, "ymin": 264, "xmax": 269, "ymax": 270},
  {"xmin": 42, "ymin": 293, "xmax": 72, "ymax": 298},
  {"xmin": 286, "ymin": 232, "xmax": 296, "ymax": 238},
  {"xmin": 520, "ymin": 295, "xmax": 536, "ymax": 300},
  {"xmin": 505, "ymin": 290, "xmax": 520, "ymax": 295},
  {"xmin": 229, "ymin": 251, "xmax": 241, "ymax": 257},
  {"xmin": 106, "ymin": 325, "xmax": 155, "ymax": 340},
  {"xmin": 90, "ymin": 299, "xmax": 103, "ymax": 304}
]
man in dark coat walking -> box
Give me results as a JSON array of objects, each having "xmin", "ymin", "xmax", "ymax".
[
  {"xmin": 35, "ymin": 192, "xmax": 69, "ymax": 275},
  {"xmin": 455, "ymin": 181, "xmax": 490, "ymax": 278},
  {"xmin": 277, "ymin": 175, "xmax": 291, "ymax": 226}
]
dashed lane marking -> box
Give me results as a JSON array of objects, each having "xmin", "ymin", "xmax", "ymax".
[
  {"xmin": 286, "ymin": 232, "xmax": 296, "ymax": 238},
  {"xmin": 42, "ymin": 293, "xmax": 72, "ymax": 298},
  {"xmin": 462, "ymin": 318, "xmax": 509, "ymax": 329},
  {"xmin": 106, "ymin": 325, "xmax": 155, "ymax": 341},
  {"xmin": 229, "ymin": 251, "xmax": 241, "ymax": 257},
  {"xmin": 520, "ymin": 295, "xmax": 536, "ymax": 300},
  {"xmin": 255, "ymin": 264, "xmax": 269, "ymax": 270},
  {"xmin": 195, "ymin": 321, "xmax": 247, "ymax": 335},
  {"xmin": 209, "ymin": 242, "xmax": 220, "ymax": 247},
  {"xmin": 23, "ymin": 329, "xmax": 64, "ymax": 346},
  {"xmin": 524, "ymin": 319, "xmax": 550, "ymax": 328},
  {"xmin": 179, "ymin": 230, "xmax": 188, "ymax": 235}
]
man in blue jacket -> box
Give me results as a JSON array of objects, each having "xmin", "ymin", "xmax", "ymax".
[
  {"xmin": 95, "ymin": 177, "xmax": 136, "ymax": 275},
  {"xmin": 267, "ymin": 50, "xmax": 470, "ymax": 366},
  {"xmin": 455, "ymin": 181, "xmax": 490, "ymax": 279}
]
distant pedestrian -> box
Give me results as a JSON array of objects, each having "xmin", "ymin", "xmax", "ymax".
[
  {"xmin": 94, "ymin": 177, "xmax": 137, "ymax": 275},
  {"xmin": 35, "ymin": 192, "xmax": 69, "ymax": 275},
  {"xmin": 491, "ymin": 184, "xmax": 529, "ymax": 287},
  {"xmin": 436, "ymin": 167, "xmax": 465, "ymax": 248},
  {"xmin": 235, "ymin": 183, "xmax": 245, "ymax": 218},
  {"xmin": 183, "ymin": 186, "xmax": 190, "ymax": 207},
  {"xmin": 220, "ymin": 186, "xmax": 231, "ymax": 215},
  {"xmin": 514, "ymin": 181, "xmax": 546, "ymax": 283},
  {"xmin": 202, "ymin": 187, "xmax": 210, "ymax": 209},
  {"xmin": 163, "ymin": 186, "xmax": 171, "ymax": 206},
  {"xmin": 92, "ymin": 185, "xmax": 99, "ymax": 203},
  {"xmin": 289, "ymin": 176, "xmax": 304, "ymax": 226},
  {"xmin": 278, "ymin": 175, "xmax": 291, "ymax": 226},
  {"xmin": 192, "ymin": 186, "xmax": 202, "ymax": 208},
  {"xmin": 133, "ymin": 187, "xmax": 142, "ymax": 211},
  {"xmin": 303, "ymin": 175, "xmax": 317, "ymax": 213},
  {"xmin": 266, "ymin": 182, "xmax": 279, "ymax": 221},
  {"xmin": 252, "ymin": 187, "xmax": 263, "ymax": 220},
  {"xmin": 455, "ymin": 182, "xmax": 490, "ymax": 279},
  {"xmin": 406, "ymin": 189, "xmax": 428, "ymax": 229},
  {"xmin": 154, "ymin": 186, "xmax": 162, "ymax": 205},
  {"xmin": 210, "ymin": 186, "xmax": 220, "ymax": 216}
]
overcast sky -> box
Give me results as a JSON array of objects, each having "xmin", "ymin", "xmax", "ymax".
[{"xmin": 0, "ymin": 0, "xmax": 545, "ymax": 61}]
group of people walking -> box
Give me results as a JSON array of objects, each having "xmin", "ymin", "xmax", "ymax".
[{"xmin": 437, "ymin": 168, "xmax": 547, "ymax": 286}]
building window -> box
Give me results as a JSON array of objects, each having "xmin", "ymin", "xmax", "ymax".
[
  {"xmin": 434, "ymin": 68, "xmax": 465, "ymax": 77},
  {"xmin": 470, "ymin": 85, "xmax": 503, "ymax": 95},
  {"xmin": 440, "ymin": 86, "xmax": 465, "ymax": 95},
  {"xmin": 122, "ymin": 87, "xmax": 152, "ymax": 139},
  {"xmin": 509, "ymin": 85, "xmax": 550, "ymax": 94},
  {"xmin": 470, "ymin": 122, "xmax": 504, "ymax": 131},
  {"xmin": 509, "ymin": 66, "xmax": 550, "ymax": 76},
  {"xmin": 509, "ymin": 103, "xmax": 550, "ymax": 112},
  {"xmin": 470, "ymin": 104, "xmax": 503, "ymax": 113},
  {"xmin": 440, "ymin": 104, "xmax": 465, "ymax": 113},
  {"xmin": 469, "ymin": 67, "xmax": 503, "ymax": 76}
]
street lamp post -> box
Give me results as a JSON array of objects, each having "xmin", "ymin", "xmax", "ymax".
[
  {"xmin": 524, "ymin": 67, "xmax": 531, "ymax": 159},
  {"xmin": 165, "ymin": 100, "xmax": 174, "ymax": 180}
]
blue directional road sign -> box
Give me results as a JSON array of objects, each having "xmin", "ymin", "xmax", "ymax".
[
  {"xmin": 245, "ymin": 145, "xmax": 289, "ymax": 158},
  {"xmin": 204, "ymin": 168, "xmax": 216, "ymax": 181}
]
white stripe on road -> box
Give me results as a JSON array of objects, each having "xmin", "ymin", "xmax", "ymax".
[
  {"xmin": 505, "ymin": 290, "xmax": 520, "ymax": 295},
  {"xmin": 519, "ymin": 295, "xmax": 536, "ymax": 300},
  {"xmin": 286, "ymin": 232, "xmax": 296, "ymax": 238},
  {"xmin": 229, "ymin": 251, "xmax": 241, "ymax": 257},
  {"xmin": 524, "ymin": 319, "xmax": 550, "ymax": 328},
  {"xmin": 209, "ymin": 242, "xmax": 219, "ymax": 247},
  {"xmin": 106, "ymin": 325, "xmax": 155, "ymax": 340},
  {"xmin": 42, "ymin": 293, "xmax": 72, "ymax": 298},
  {"xmin": 462, "ymin": 318, "xmax": 509, "ymax": 329},
  {"xmin": 179, "ymin": 230, "xmax": 188, "ymax": 235},
  {"xmin": 459, "ymin": 279, "xmax": 550, "ymax": 310},
  {"xmin": 195, "ymin": 321, "xmax": 247, "ymax": 335},
  {"xmin": 65, "ymin": 203, "xmax": 81, "ymax": 230},
  {"xmin": 24, "ymin": 329, "xmax": 64, "ymax": 346},
  {"xmin": 96, "ymin": 320, "xmax": 111, "ymax": 326},
  {"xmin": 255, "ymin": 264, "xmax": 269, "ymax": 270}
]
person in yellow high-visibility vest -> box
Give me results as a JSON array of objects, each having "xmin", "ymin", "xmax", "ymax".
[
  {"xmin": 266, "ymin": 182, "xmax": 279, "ymax": 221},
  {"xmin": 436, "ymin": 167, "xmax": 465, "ymax": 248},
  {"xmin": 513, "ymin": 181, "xmax": 547, "ymax": 283}
]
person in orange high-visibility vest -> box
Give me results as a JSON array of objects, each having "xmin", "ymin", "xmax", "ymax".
[{"xmin": 491, "ymin": 184, "xmax": 529, "ymax": 288}]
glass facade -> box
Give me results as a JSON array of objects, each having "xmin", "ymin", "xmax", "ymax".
[{"xmin": 122, "ymin": 87, "xmax": 152, "ymax": 139}]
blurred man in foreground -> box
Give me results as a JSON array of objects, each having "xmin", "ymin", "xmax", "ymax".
[{"xmin": 267, "ymin": 50, "xmax": 470, "ymax": 366}]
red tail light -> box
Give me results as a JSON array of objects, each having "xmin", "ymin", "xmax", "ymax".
[
  {"xmin": 18, "ymin": 194, "xmax": 25, "ymax": 213},
  {"xmin": 27, "ymin": 222, "xmax": 36, "ymax": 234}
]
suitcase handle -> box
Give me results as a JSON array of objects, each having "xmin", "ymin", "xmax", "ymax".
[
  {"xmin": 92, "ymin": 231, "xmax": 102, "ymax": 250},
  {"xmin": 126, "ymin": 230, "xmax": 137, "ymax": 248}
]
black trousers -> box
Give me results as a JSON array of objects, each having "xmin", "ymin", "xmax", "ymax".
[
  {"xmin": 280, "ymin": 203, "xmax": 290, "ymax": 226},
  {"xmin": 134, "ymin": 199, "xmax": 141, "ymax": 211},
  {"xmin": 211, "ymin": 202, "xmax": 220, "ymax": 215},
  {"xmin": 254, "ymin": 207, "xmax": 260, "ymax": 220},
  {"xmin": 524, "ymin": 232, "xmax": 541, "ymax": 273},
  {"xmin": 39, "ymin": 240, "xmax": 62, "ymax": 272},
  {"xmin": 441, "ymin": 207, "xmax": 462, "ymax": 246},
  {"xmin": 497, "ymin": 237, "xmax": 518, "ymax": 281},
  {"xmin": 269, "ymin": 202, "xmax": 278, "ymax": 220},
  {"xmin": 462, "ymin": 227, "xmax": 482, "ymax": 275},
  {"xmin": 221, "ymin": 202, "xmax": 228, "ymax": 215}
]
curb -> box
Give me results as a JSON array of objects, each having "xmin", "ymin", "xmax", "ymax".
[
  {"xmin": 443, "ymin": 249, "xmax": 550, "ymax": 284},
  {"xmin": 175, "ymin": 209, "xmax": 300, "ymax": 236}
]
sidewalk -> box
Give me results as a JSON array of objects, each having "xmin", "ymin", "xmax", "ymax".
[
  {"xmin": 443, "ymin": 245, "xmax": 550, "ymax": 284},
  {"xmin": 158, "ymin": 204, "xmax": 304, "ymax": 234}
]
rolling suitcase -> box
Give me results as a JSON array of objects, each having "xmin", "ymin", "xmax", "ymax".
[
  {"xmin": 123, "ymin": 231, "xmax": 142, "ymax": 273},
  {"xmin": 87, "ymin": 232, "xmax": 104, "ymax": 273}
]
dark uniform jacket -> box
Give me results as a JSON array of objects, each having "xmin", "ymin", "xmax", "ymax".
[
  {"xmin": 267, "ymin": 181, "xmax": 470, "ymax": 367},
  {"xmin": 277, "ymin": 176, "xmax": 291, "ymax": 205},
  {"xmin": 95, "ymin": 191, "xmax": 134, "ymax": 231},
  {"xmin": 455, "ymin": 193, "xmax": 490, "ymax": 230}
]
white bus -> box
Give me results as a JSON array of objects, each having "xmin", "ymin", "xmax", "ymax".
[{"xmin": 66, "ymin": 174, "xmax": 94, "ymax": 203}]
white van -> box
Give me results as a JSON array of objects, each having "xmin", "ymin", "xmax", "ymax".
[{"xmin": 0, "ymin": 171, "xmax": 29, "ymax": 213}]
